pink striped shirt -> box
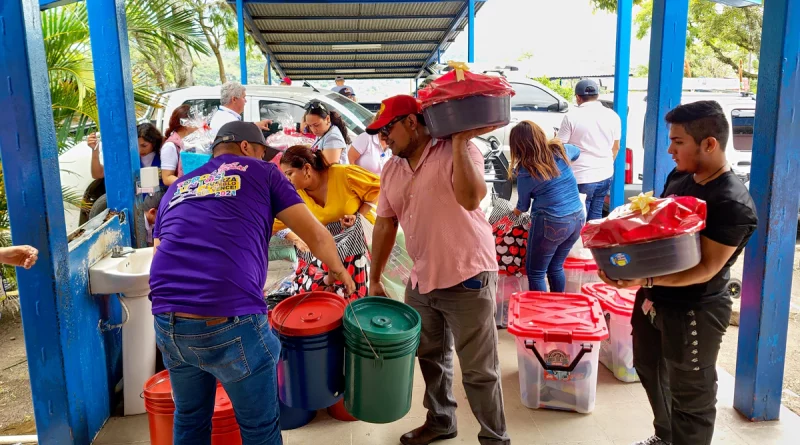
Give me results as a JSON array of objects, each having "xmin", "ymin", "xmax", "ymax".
[{"xmin": 377, "ymin": 138, "xmax": 497, "ymax": 294}]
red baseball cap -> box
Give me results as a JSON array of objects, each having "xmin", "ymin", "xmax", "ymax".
[
  {"xmin": 366, "ymin": 95, "xmax": 421, "ymax": 135},
  {"xmin": 281, "ymin": 77, "xmax": 292, "ymax": 85}
]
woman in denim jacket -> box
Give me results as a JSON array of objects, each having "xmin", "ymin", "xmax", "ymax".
[{"xmin": 510, "ymin": 120, "xmax": 585, "ymax": 292}]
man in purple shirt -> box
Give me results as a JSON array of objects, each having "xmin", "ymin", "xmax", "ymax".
[{"xmin": 150, "ymin": 121, "xmax": 354, "ymax": 445}]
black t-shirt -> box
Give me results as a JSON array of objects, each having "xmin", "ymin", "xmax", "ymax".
[{"xmin": 642, "ymin": 169, "xmax": 758, "ymax": 308}]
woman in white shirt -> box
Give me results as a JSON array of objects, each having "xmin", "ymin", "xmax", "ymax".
[
  {"xmin": 304, "ymin": 101, "xmax": 351, "ymax": 165},
  {"xmin": 160, "ymin": 104, "xmax": 198, "ymax": 186},
  {"xmin": 348, "ymin": 132, "xmax": 391, "ymax": 175}
]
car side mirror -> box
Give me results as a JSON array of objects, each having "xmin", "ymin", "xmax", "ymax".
[{"xmin": 558, "ymin": 101, "xmax": 569, "ymax": 112}]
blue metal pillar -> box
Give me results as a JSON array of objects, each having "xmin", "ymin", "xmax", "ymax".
[
  {"xmin": 467, "ymin": 0, "xmax": 475, "ymax": 63},
  {"xmin": 610, "ymin": 0, "xmax": 632, "ymax": 210},
  {"xmin": 0, "ymin": 1, "xmax": 77, "ymax": 442},
  {"xmin": 641, "ymin": 0, "xmax": 688, "ymax": 196},
  {"xmin": 237, "ymin": 0, "xmax": 248, "ymax": 84},
  {"xmin": 734, "ymin": 0, "xmax": 800, "ymax": 421},
  {"xmin": 267, "ymin": 54, "xmax": 273, "ymax": 84},
  {"xmin": 437, "ymin": 48, "xmax": 441, "ymax": 65},
  {"xmin": 86, "ymin": 0, "xmax": 144, "ymax": 246}
]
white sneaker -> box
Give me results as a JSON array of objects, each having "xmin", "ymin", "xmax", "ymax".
[{"xmin": 631, "ymin": 436, "xmax": 671, "ymax": 445}]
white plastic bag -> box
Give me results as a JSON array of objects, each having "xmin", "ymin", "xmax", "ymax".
[{"xmin": 568, "ymin": 193, "xmax": 593, "ymax": 260}]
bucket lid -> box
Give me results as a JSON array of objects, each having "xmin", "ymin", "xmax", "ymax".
[
  {"xmin": 213, "ymin": 383, "xmax": 234, "ymax": 416},
  {"xmin": 564, "ymin": 257, "xmax": 598, "ymax": 272},
  {"xmin": 270, "ymin": 291, "xmax": 347, "ymax": 336},
  {"xmin": 143, "ymin": 370, "xmax": 172, "ymax": 400},
  {"xmin": 581, "ymin": 283, "xmax": 638, "ymax": 316},
  {"xmin": 343, "ymin": 297, "xmax": 421, "ymax": 342},
  {"xmin": 507, "ymin": 292, "xmax": 608, "ymax": 342}
]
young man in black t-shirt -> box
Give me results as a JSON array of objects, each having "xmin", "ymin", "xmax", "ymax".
[{"xmin": 601, "ymin": 101, "xmax": 758, "ymax": 445}]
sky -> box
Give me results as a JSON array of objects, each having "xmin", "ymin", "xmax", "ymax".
[
  {"xmin": 442, "ymin": 0, "xmax": 652, "ymax": 76},
  {"xmin": 338, "ymin": 0, "xmax": 653, "ymax": 100}
]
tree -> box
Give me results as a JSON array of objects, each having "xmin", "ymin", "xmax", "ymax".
[
  {"xmin": 187, "ymin": 0, "xmax": 235, "ymax": 84},
  {"xmin": 590, "ymin": 0, "xmax": 762, "ymax": 79}
]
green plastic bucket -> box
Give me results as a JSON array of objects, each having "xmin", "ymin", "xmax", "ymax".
[{"xmin": 342, "ymin": 297, "xmax": 422, "ymax": 424}]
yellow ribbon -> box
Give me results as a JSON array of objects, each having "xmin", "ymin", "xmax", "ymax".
[
  {"xmin": 447, "ymin": 60, "xmax": 470, "ymax": 81},
  {"xmin": 628, "ymin": 191, "xmax": 657, "ymax": 216}
]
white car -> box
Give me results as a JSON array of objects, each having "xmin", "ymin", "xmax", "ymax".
[{"xmin": 63, "ymin": 84, "xmax": 508, "ymax": 231}]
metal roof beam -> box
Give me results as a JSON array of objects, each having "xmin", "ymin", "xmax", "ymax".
[
  {"xmin": 267, "ymin": 40, "xmax": 439, "ymax": 45},
  {"xmin": 226, "ymin": 1, "xmax": 286, "ymax": 78},
  {"xmin": 244, "ymin": 0, "xmax": 485, "ymax": 3},
  {"xmin": 280, "ymin": 58, "xmax": 427, "ymax": 63},
  {"xmin": 260, "ymin": 28, "xmax": 451, "ymax": 34},
  {"xmin": 273, "ymin": 50, "xmax": 431, "ymax": 55},
  {"xmin": 39, "ymin": 0, "xmax": 78, "ymax": 10},
  {"xmin": 416, "ymin": 0, "xmax": 472, "ymax": 78},
  {"xmin": 252, "ymin": 14, "xmax": 457, "ymax": 20},
  {"xmin": 285, "ymin": 67, "xmax": 419, "ymax": 72}
]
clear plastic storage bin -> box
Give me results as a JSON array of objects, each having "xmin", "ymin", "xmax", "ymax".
[
  {"xmin": 564, "ymin": 258, "xmax": 600, "ymax": 294},
  {"xmin": 582, "ymin": 283, "xmax": 639, "ymax": 382},
  {"xmin": 508, "ymin": 292, "xmax": 609, "ymax": 413},
  {"xmin": 495, "ymin": 273, "xmax": 528, "ymax": 328}
]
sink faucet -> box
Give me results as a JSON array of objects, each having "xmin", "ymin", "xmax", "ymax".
[{"xmin": 111, "ymin": 246, "xmax": 135, "ymax": 258}]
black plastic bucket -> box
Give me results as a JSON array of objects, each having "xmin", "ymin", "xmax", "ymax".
[
  {"xmin": 590, "ymin": 233, "xmax": 702, "ymax": 281},
  {"xmin": 423, "ymin": 95, "xmax": 511, "ymax": 139}
]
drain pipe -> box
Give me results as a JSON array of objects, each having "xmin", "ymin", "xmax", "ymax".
[{"xmin": 0, "ymin": 435, "xmax": 38, "ymax": 444}]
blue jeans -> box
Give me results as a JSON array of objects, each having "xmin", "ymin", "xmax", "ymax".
[
  {"xmin": 578, "ymin": 178, "xmax": 612, "ymax": 221},
  {"xmin": 154, "ymin": 313, "xmax": 283, "ymax": 445},
  {"xmin": 525, "ymin": 210, "xmax": 585, "ymax": 292}
]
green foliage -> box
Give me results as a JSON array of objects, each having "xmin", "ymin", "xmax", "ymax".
[
  {"xmin": 590, "ymin": 0, "xmax": 762, "ymax": 79},
  {"xmin": 532, "ymin": 76, "xmax": 575, "ymax": 102}
]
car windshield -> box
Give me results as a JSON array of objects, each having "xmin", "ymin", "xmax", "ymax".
[{"xmin": 325, "ymin": 92, "xmax": 374, "ymax": 130}]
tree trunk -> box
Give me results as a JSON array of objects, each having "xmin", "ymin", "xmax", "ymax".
[
  {"xmin": 264, "ymin": 62, "xmax": 270, "ymax": 84},
  {"xmin": 706, "ymin": 41, "xmax": 758, "ymax": 79},
  {"xmin": 134, "ymin": 36, "xmax": 168, "ymax": 90},
  {"xmin": 213, "ymin": 46, "xmax": 226, "ymax": 84}
]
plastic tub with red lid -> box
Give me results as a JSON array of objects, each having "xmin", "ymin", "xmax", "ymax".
[
  {"xmin": 508, "ymin": 292, "xmax": 609, "ymax": 413},
  {"xmin": 563, "ymin": 257, "xmax": 600, "ymax": 294},
  {"xmin": 270, "ymin": 291, "xmax": 347, "ymax": 410},
  {"xmin": 582, "ymin": 283, "xmax": 640, "ymax": 382}
]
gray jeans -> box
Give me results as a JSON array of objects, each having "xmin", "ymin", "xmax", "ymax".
[{"xmin": 405, "ymin": 271, "xmax": 510, "ymax": 445}]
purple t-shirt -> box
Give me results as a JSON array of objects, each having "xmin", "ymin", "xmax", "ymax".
[{"xmin": 150, "ymin": 154, "xmax": 303, "ymax": 317}]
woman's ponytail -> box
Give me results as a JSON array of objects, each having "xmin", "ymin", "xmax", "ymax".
[{"xmin": 328, "ymin": 111, "xmax": 352, "ymax": 145}]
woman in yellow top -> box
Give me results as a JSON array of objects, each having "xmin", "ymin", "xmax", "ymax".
[{"xmin": 275, "ymin": 144, "xmax": 380, "ymax": 299}]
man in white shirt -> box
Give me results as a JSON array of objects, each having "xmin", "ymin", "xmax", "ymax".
[
  {"xmin": 208, "ymin": 81, "xmax": 271, "ymax": 139},
  {"xmin": 557, "ymin": 79, "xmax": 622, "ymax": 220}
]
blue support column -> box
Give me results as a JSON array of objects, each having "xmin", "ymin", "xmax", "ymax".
[
  {"xmin": 86, "ymin": 0, "xmax": 144, "ymax": 246},
  {"xmin": 437, "ymin": 48, "xmax": 441, "ymax": 64},
  {"xmin": 0, "ymin": 1, "xmax": 77, "ymax": 442},
  {"xmin": 267, "ymin": 54, "xmax": 273, "ymax": 84},
  {"xmin": 610, "ymin": 0, "xmax": 632, "ymax": 210},
  {"xmin": 467, "ymin": 0, "xmax": 475, "ymax": 63},
  {"xmin": 641, "ymin": 0, "xmax": 688, "ymax": 196},
  {"xmin": 734, "ymin": 0, "xmax": 800, "ymax": 421},
  {"xmin": 237, "ymin": 0, "xmax": 248, "ymax": 84}
]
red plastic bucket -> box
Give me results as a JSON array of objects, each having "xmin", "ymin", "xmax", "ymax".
[
  {"xmin": 327, "ymin": 398, "xmax": 357, "ymax": 422},
  {"xmin": 143, "ymin": 371, "xmax": 241, "ymax": 445}
]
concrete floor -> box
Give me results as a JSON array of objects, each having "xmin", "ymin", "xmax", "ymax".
[{"xmin": 93, "ymin": 330, "xmax": 800, "ymax": 445}]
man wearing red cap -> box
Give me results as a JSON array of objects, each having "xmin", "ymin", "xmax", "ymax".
[
  {"xmin": 280, "ymin": 77, "xmax": 292, "ymax": 86},
  {"xmin": 368, "ymin": 95, "xmax": 509, "ymax": 445}
]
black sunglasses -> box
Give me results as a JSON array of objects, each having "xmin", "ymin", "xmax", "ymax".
[
  {"xmin": 304, "ymin": 101, "xmax": 327, "ymax": 112},
  {"xmin": 379, "ymin": 115, "xmax": 408, "ymax": 137}
]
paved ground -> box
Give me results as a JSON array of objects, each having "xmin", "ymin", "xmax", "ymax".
[{"xmin": 93, "ymin": 329, "xmax": 800, "ymax": 445}]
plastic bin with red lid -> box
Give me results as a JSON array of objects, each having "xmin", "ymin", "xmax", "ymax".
[
  {"xmin": 582, "ymin": 283, "xmax": 640, "ymax": 382},
  {"xmin": 564, "ymin": 257, "xmax": 601, "ymax": 294},
  {"xmin": 271, "ymin": 291, "xmax": 347, "ymax": 410},
  {"xmin": 508, "ymin": 292, "xmax": 609, "ymax": 413}
]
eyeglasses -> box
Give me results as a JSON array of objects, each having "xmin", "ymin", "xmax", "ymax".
[
  {"xmin": 304, "ymin": 101, "xmax": 327, "ymax": 112},
  {"xmin": 379, "ymin": 115, "xmax": 408, "ymax": 137}
]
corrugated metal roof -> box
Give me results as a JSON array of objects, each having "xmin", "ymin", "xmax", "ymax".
[{"xmin": 237, "ymin": 0, "xmax": 486, "ymax": 80}]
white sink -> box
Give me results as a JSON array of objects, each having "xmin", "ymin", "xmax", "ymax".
[
  {"xmin": 89, "ymin": 247, "xmax": 156, "ymax": 416},
  {"xmin": 89, "ymin": 247, "xmax": 154, "ymax": 297}
]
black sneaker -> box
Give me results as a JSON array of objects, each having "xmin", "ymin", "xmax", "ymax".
[{"xmin": 631, "ymin": 436, "xmax": 671, "ymax": 445}]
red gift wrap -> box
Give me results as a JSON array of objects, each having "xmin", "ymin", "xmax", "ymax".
[
  {"xmin": 581, "ymin": 195, "xmax": 707, "ymax": 249},
  {"xmin": 417, "ymin": 66, "xmax": 515, "ymax": 109}
]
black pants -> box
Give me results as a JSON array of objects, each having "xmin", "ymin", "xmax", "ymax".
[{"xmin": 631, "ymin": 291, "xmax": 732, "ymax": 445}]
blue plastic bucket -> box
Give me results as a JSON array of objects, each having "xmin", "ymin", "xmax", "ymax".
[
  {"xmin": 279, "ymin": 399, "xmax": 316, "ymax": 430},
  {"xmin": 271, "ymin": 292, "xmax": 347, "ymax": 411}
]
